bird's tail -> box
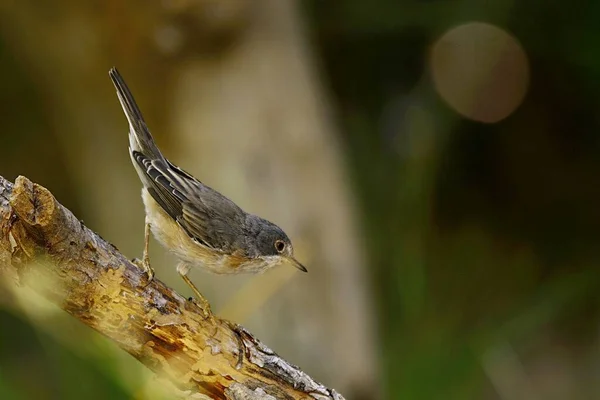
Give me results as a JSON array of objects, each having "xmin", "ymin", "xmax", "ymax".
[{"xmin": 109, "ymin": 67, "xmax": 164, "ymax": 161}]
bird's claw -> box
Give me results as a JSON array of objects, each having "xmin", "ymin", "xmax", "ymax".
[
  {"xmin": 143, "ymin": 255, "xmax": 154, "ymax": 281},
  {"xmin": 132, "ymin": 257, "xmax": 155, "ymax": 284},
  {"xmin": 188, "ymin": 295, "xmax": 213, "ymax": 321}
]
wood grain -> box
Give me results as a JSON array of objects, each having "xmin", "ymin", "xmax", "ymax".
[{"xmin": 0, "ymin": 175, "xmax": 343, "ymax": 400}]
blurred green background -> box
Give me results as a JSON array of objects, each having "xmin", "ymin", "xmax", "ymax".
[{"xmin": 1, "ymin": 1, "xmax": 600, "ymax": 399}]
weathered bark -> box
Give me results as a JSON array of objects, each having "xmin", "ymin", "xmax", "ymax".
[{"xmin": 0, "ymin": 175, "xmax": 344, "ymax": 400}]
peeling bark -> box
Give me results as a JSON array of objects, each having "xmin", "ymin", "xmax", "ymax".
[{"xmin": 0, "ymin": 175, "xmax": 344, "ymax": 400}]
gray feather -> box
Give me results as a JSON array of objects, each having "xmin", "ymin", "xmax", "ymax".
[
  {"xmin": 109, "ymin": 67, "xmax": 294, "ymax": 260},
  {"xmin": 132, "ymin": 150, "xmax": 247, "ymax": 253},
  {"xmin": 109, "ymin": 68, "xmax": 163, "ymax": 160}
]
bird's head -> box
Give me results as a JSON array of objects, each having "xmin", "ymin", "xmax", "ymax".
[{"xmin": 246, "ymin": 216, "xmax": 307, "ymax": 272}]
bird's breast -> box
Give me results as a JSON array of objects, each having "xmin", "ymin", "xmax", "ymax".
[{"xmin": 141, "ymin": 189, "xmax": 271, "ymax": 274}]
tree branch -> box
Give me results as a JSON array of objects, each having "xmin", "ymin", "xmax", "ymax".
[{"xmin": 0, "ymin": 175, "xmax": 344, "ymax": 400}]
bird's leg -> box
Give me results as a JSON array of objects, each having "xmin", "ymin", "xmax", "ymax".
[
  {"xmin": 177, "ymin": 263, "xmax": 212, "ymax": 320},
  {"xmin": 133, "ymin": 221, "xmax": 155, "ymax": 282},
  {"xmin": 142, "ymin": 221, "xmax": 154, "ymax": 281}
]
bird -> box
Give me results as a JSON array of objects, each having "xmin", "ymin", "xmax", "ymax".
[{"xmin": 108, "ymin": 67, "xmax": 306, "ymax": 318}]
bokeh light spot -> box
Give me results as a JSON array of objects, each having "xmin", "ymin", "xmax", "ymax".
[{"xmin": 430, "ymin": 22, "xmax": 529, "ymax": 123}]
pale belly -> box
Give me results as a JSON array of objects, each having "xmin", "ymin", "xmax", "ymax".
[{"xmin": 140, "ymin": 189, "xmax": 277, "ymax": 274}]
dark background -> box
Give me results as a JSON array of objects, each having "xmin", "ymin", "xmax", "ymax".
[{"xmin": 1, "ymin": 1, "xmax": 599, "ymax": 399}]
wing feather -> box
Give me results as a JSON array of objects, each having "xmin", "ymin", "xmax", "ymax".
[{"xmin": 131, "ymin": 151, "xmax": 246, "ymax": 252}]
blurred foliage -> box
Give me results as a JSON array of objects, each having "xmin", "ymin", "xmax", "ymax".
[
  {"xmin": 308, "ymin": 0, "xmax": 600, "ymax": 399},
  {"xmin": 0, "ymin": 310, "xmax": 130, "ymax": 399},
  {"xmin": 1, "ymin": 0, "xmax": 600, "ymax": 399}
]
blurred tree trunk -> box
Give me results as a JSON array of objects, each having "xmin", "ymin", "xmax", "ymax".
[
  {"xmin": 0, "ymin": 0, "xmax": 147, "ymax": 245},
  {"xmin": 169, "ymin": 2, "xmax": 378, "ymax": 395},
  {"xmin": 0, "ymin": 1, "xmax": 378, "ymax": 396}
]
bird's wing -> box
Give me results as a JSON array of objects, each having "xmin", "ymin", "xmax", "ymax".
[{"xmin": 132, "ymin": 151, "xmax": 246, "ymax": 252}]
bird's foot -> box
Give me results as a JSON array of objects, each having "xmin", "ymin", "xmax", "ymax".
[
  {"xmin": 188, "ymin": 294, "xmax": 213, "ymax": 321},
  {"xmin": 180, "ymin": 273, "xmax": 213, "ymax": 320},
  {"xmin": 132, "ymin": 257, "xmax": 155, "ymax": 284}
]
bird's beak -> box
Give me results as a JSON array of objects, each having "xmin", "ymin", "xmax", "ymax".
[{"xmin": 288, "ymin": 257, "xmax": 308, "ymax": 273}]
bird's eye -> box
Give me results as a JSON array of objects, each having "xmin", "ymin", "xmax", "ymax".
[{"xmin": 274, "ymin": 240, "xmax": 286, "ymax": 253}]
